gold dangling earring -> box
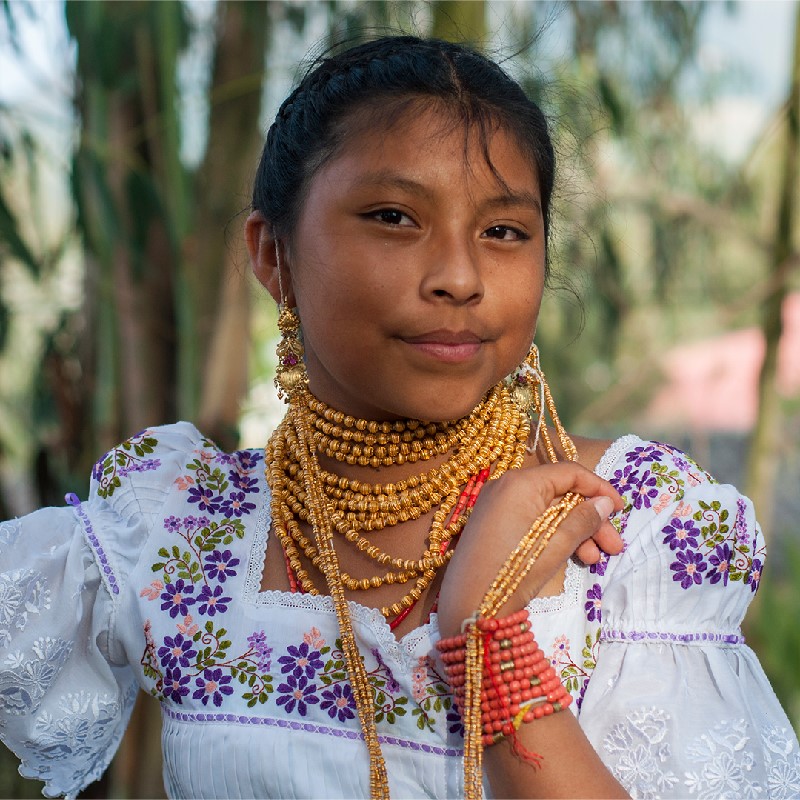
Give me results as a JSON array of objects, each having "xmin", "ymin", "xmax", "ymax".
[
  {"xmin": 273, "ymin": 238, "xmax": 308, "ymax": 403},
  {"xmin": 505, "ymin": 343, "xmax": 578, "ymax": 463}
]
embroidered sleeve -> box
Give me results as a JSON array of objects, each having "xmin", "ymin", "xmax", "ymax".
[
  {"xmin": 0, "ymin": 422, "xmax": 205, "ymax": 798},
  {"xmin": 0, "ymin": 508, "xmax": 139, "ymax": 799},
  {"xmin": 580, "ymin": 439, "xmax": 800, "ymax": 798}
]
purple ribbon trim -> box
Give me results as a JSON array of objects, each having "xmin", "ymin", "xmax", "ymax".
[
  {"xmin": 162, "ymin": 706, "xmax": 463, "ymax": 756},
  {"xmin": 66, "ymin": 492, "xmax": 120, "ymax": 595},
  {"xmin": 601, "ymin": 628, "xmax": 744, "ymax": 645}
]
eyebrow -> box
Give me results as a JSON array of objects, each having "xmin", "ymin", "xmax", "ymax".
[{"xmin": 350, "ymin": 171, "xmax": 542, "ymax": 216}]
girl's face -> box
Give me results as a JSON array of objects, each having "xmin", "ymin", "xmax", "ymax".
[{"xmin": 251, "ymin": 106, "xmax": 546, "ymax": 422}]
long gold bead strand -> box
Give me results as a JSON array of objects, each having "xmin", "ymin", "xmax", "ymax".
[
  {"xmin": 459, "ymin": 491, "xmax": 584, "ymax": 799},
  {"xmin": 291, "ymin": 399, "xmax": 391, "ymax": 799}
]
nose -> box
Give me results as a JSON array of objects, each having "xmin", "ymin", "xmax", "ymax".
[{"xmin": 420, "ymin": 235, "xmax": 484, "ymax": 305}]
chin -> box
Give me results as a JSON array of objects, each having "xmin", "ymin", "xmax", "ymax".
[{"xmin": 400, "ymin": 387, "xmax": 497, "ymax": 423}]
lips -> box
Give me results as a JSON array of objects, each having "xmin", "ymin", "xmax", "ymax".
[
  {"xmin": 403, "ymin": 329, "xmax": 482, "ymax": 346},
  {"xmin": 401, "ymin": 329, "xmax": 484, "ymax": 363}
]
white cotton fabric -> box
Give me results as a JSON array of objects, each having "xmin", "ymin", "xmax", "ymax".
[{"xmin": 0, "ymin": 422, "xmax": 797, "ymax": 799}]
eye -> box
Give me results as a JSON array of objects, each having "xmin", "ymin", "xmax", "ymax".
[
  {"xmin": 367, "ymin": 208, "xmax": 416, "ymax": 227},
  {"xmin": 482, "ymin": 225, "xmax": 529, "ymax": 241}
]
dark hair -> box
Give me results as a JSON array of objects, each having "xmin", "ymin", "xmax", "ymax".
[{"xmin": 252, "ymin": 35, "xmax": 555, "ymax": 265}]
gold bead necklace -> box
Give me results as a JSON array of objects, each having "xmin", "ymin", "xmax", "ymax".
[{"xmin": 266, "ymin": 385, "xmax": 529, "ymax": 617}]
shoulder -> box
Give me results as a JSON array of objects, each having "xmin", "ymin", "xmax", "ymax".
[
  {"xmin": 588, "ymin": 435, "xmax": 763, "ymax": 629},
  {"xmin": 80, "ymin": 422, "xmax": 266, "ymax": 597},
  {"xmin": 89, "ymin": 422, "xmax": 211, "ymax": 504},
  {"xmin": 89, "ymin": 422, "xmax": 263, "ymax": 507}
]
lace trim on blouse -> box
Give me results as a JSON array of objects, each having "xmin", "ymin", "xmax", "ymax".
[{"xmin": 594, "ymin": 434, "xmax": 643, "ymax": 480}]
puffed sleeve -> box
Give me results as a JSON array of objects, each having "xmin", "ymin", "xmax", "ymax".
[
  {"xmin": 580, "ymin": 439, "xmax": 800, "ymax": 798},
  {"xmin": 0, "ymin": 422, "xmax": 204, "ymax": 798}
]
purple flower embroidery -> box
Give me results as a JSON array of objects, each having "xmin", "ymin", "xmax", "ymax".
[
  {"xmin": 91, "ymin": 459, "xmax": 104, "ymax": 482},
  {"xmin": 278, "ymin": 641, "xmax": 323, "ymax": 679},
  {"xmin": 276, "ymin": 674, "xmax": 319, "ymax": 716},
  {"xmin": 230, "ymin": 471, "xmax": 259, "ymax": 493},
  {"xmin": 447, "ymin": 708, "xmax": 465, "ymax": 736},
  {"xmin": 708, "ymin": 543, "xmax": 733, "ymax": 586},
  {"xmin": 196, "ymin": 584, "xmax": 231, "ymax": 617},
  {"xmin": 236, "ymin": 450, "xmax": 263, "ymax": 470},
  {"xmin": 584, "ymin": 583, "xmax": 602, "ymax": 622},
  {"xmin": 632, "ymin": 472, "xmax": 659, "ymax": 510},
  {"xmin": 247, "ymin": 630, "xmax": 273, "ymax": 671},
  {"xmin": 589, "ymin": 552, "xmax": 609, "ymax": 576},
  {"xmin": 160, "ymin": 579, "xmax": 196, "ymax": 618},
  {"xmin": 188, "ymin": 485, "xmax": 222, "ymax": 514},
  {"xmin": 164, "ymin": 666, "xmax": 191, "ymax": 703},
  {"xmin": 611, "ymin": 464, "xmax": 639, "ymax": 495},
  {"xmin": 733, "ymin": 498, "xmax": 749, "ymax": 546},
  {"xmin": 662, "ymin": 518, "xmax": 700, "ymax": 551},
  {"xmin": 158, "ymin": 633, "xmax": 197, "ymax": 669},
  {"xmin": 204, "ymin": 550, "xmax": 240, "ymax": 583},
  {"xmin": 672, "ymin": 454, "xmax": 691, "ymax": 472},
  {"xmin": 747, "ymin": 559, "xmax": 763, "ymax": 593},
  {"xmin": 163, "ymin": 515, "xmax": 182, "ymax": 533},
  {"xmin": 320, "ymin": 683, "xmax": 356, "ymax": 722},
  {"xmin": 372, "ymin": 648, "xmax": 401, "ymax": 694},
  {"xmin": 670, "ymin": 550, "xmax": 707, "ymax": 589},
  {"xmin": 625, "ymin": 446, "xmax": 663, "ymax": 468},
  {"xmin": 183, "ymin": 515, "xmax": 209, "ymax": 529},
  {"xmin": 220, "ymin": 491, "xmax": 256, "ymax": 518},
  {"xmin": 193, "ymin": 668, "xmax": 234, "ymax": 707}
]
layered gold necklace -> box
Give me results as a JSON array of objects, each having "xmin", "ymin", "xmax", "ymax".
[{"xmin": 267, "ymin": 384, "xmax": 530, "ymax": 618}]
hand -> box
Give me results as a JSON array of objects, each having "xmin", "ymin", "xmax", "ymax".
[{"xmin": 437, "ymin": 462, "xmax": 624, "ymax": 639}]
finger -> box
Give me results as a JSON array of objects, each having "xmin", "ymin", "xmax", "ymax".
[
  {"xmin": 593, "ymin": 521, "xmax": 624, "ymax": 555},
  {"xmin": 532, "ymin": 463, "xmax": 623, "ymax": 512},
  {"xmin": 575, "ymin": 538, "xmax": 601, "ymax": 564}
]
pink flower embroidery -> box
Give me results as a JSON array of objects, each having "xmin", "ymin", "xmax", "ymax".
[
  {"xmin": 303, "ymin": 627, "xmax": 325, "ymax": 650},
  {"xmin": 411, "ymin": 657, "xmax": 428, "ymax": 702},
  {"xmin": 652, "ymin": 493, "xmax": 672, "ymax": 514},
  {"xmin": 175, "ymin": 475, "xmax": 195, "ymax": 490},
  {"xmin": 551, "ymin": 634, "xmax": 570, "ymax": 665},
  {"xmin": 140, "ymin": 580, "xmax": 164, "ymax": 600},
  {"xmin": 178, "ymin": 614, "xmax": 199, "ymax": 637},
  {"xmin": 675, "ymin": 501, "xmax": 692, "ymax": 517}
]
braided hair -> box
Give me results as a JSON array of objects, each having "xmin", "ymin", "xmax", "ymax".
[{"xmin": 252, "ymin": 36, "xmax": 555, "ymax": 267}]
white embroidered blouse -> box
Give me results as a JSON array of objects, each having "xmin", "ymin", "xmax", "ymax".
[{"xmin": 0, "ymin": 423, "xmax": 798, "ymax": 799}]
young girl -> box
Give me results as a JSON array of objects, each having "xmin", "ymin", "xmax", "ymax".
[{"xmin": 1, "ymin": 36, "xmax": 798, "ymax": 800}]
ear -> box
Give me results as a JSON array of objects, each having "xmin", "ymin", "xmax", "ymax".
[{"xmin": 245, "ymin": 211, "xmax": 295, "ymax": 306}]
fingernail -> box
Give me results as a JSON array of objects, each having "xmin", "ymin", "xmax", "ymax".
[{"xmin": 591, "ymin": 496, "xmax": 614, "ymax": 520}]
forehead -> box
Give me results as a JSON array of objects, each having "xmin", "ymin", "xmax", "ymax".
[{"xmin": 319, "ymin": 101, "xmax": 541, "ymax": 200}]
